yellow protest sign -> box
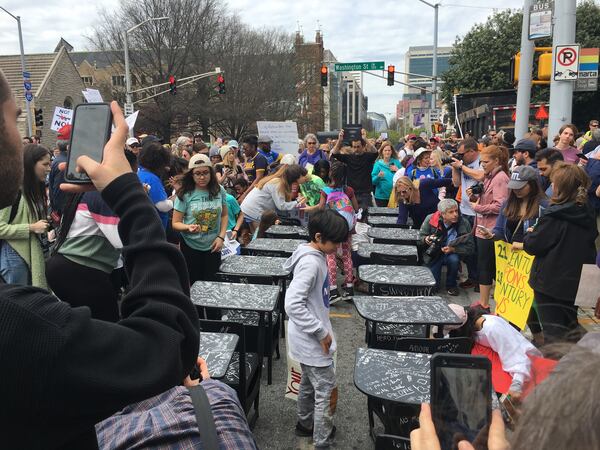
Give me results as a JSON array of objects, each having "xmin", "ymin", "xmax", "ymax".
[{"xmin": 494, "ymin": 241, "xmax": 535, "ymax": 330}]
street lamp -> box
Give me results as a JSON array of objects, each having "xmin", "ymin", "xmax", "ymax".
[
  {"xmin": 0, "ymin": 6, "xmax": 33, "ymax": 136},
  {"xmin": 123, "ymin": 16, "xmax": 168, "ymax": 116},
  {"xmin": 417, "ymin": 0, "xmax": 439, "ymax": 109}
]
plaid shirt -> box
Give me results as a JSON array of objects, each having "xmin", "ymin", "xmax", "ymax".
[{"xmin": 96, "ymin": 379, "xmax": 256, "ymax": 449}]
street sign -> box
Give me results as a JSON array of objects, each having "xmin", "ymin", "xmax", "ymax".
[
  {"xmin": 24, "ymin": 81, "xmax": 32, "ymax": 91},
  {"xmin": 25, "ymin": 92, "xmax": 33, "ymax": 102},
  {"xmin": 334, "ymin": 61, "xmax": 385, "ymax": 72},
  {"xmin": 22, "ymin": 71, "xmax": 31, "ymax": 79},
  {"xmin": 554, "ymin": 44, "xmax": 580, "ymax": 80},
  {"xmin": 575, "ymin": 78, "xmax": 598, "ymax": 92},
  {"xmin": 429, "ymin": 109, "xmax": 441, "ymax": 122},
  {"xmin": 124, "ymin": 102, "xmax": 134, "ymax": 116},
  {"xmin": 529, "ymin": 1, "xmax": 553, "ymax": 40}
]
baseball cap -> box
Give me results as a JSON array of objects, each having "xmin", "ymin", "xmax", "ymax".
[
  {"xmin": 258, "ymin": 135, "xmax": 273, "ymax": 144},
  {"xmin": 209, "ymin": 145, "xmax": 220, "ymax": 158},
  {"xmin": 407, "ymin": 134, "xmax": 417, "ymax": 140},
  {"xmin": 57, "ymin": 124, "xmax": 72, "ymax": 140},
  {"xmin": 508, "ymin": 165, "xmax": 538, "ymax": 190},
  {"xmin": 281, "ymin": 154, "xmax": 296, "ymax": 165},
  {"xmin": 514, "ymin": 139, "xmax": 537, "ymax": 155},
  {"xmin": 188, "ymin": 153, "xmax": 212, "ymax": 169},
  {"xmin": 141, "ymin": 135, "xmax": 162, "ymax": 147},
  {"xmin": 219, "ymin": 145, "xmax": 233, "ymax": 160},
  {"xmin": 228, "ymin": 139, "xmax": 239, "ymax": 149},
  {"xmin": 126, "ymin": 137, "xmax": 140, "ymax": 147}
]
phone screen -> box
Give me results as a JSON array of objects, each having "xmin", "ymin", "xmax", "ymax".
[
  {"xmin": 432, "ymin": 358, "xmax": 491, "ymax": 450},
  {"xmin": 66, "ymin": 104, "xmax": 112, "ymax": 182}
]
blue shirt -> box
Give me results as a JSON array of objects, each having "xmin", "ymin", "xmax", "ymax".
[
  {"xmin": 138, "ymin": 167, "xmax": 169, "ymax": 228},
  {"xmin": 258, "ymin": 149, "xmax": 280, "ymax": 166}
]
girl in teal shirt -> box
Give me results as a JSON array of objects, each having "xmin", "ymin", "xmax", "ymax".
[{"xmin": 371, "ymin": 141, "xmax": 401, "ymax": 207}]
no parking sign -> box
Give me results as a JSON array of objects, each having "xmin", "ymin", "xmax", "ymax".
[{"xmin": 554, "ymin": 44, "xmax": 580, "ymax": 80}]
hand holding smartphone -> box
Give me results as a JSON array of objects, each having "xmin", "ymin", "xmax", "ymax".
[{"xmin": 431, "ymin": 354, "xmax": 492, "ymax": 450}]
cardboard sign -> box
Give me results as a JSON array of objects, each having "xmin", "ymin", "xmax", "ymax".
[
  {"xmin": 256, "ymin": 121, "xmax": 299, "ymax": 155},
  {"xmin": 494, "ymin": 241, "xmax": 535, "ymax": 330},
  {"xmin": 50, "ymin": 107, "xmax": 73, "ymax": 132},
  {"xmin": 82, "ymin": 88, "xmax": 104, "ymax": 103}
]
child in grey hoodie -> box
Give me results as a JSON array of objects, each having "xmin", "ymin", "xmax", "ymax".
[{"xmin": 284, "ymin": 209, "xmax": 349, "ymax": 449}]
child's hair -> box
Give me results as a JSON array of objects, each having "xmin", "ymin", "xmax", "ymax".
[
  {"xmin": 233, "ymin": 178, "xmax": 249, "ymax": 191},
  {"xmin": 329, "ymin": 161, "xmax": 348, "ymax": 189},
  {"xmin": 313, "ymin": 159, "xmax": 330, "ymax": 183},
  {"xmin": 308, "ymin": 209, "xmax": 349, "ymax": 244},
  {"xmin": 256, "ymin": 210, "xmax": 279, "ymax": 238}
]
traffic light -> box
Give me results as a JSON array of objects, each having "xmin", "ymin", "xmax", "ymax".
[
  {"xmin": 387, "ymin": 65, "xmax": 395, "ymax": 86},
  {"xmin": 320, "ymin": 65, "xmax": 328, "ymax": 87},
  {"xmin": 537, "ymin": 52, "xmax": 553, "ymax": 81},
  {"xmin": 169, "ymin": 75, "xmax": 176, "ymax": 95},
  {"xmin": 217, "ymin": 74, "xmax": 225, "ymax": 94},
  {"xmin": 510, "ymin": 54, "xmax": 520, "ymax": 85},
  {"xmin": 34, "ymin": 108, "xmax": 43, "ymax": 127}
]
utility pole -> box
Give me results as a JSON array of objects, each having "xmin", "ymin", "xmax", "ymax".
[
  {"xmin": 515, "ymin": 0, "xmax": 536, "ymax": 139},
  {"xmin": 548, "ymin": 0, "xmax": 577, "ymax": 138},
  {"xmin": 417, "ymin": 0, "xmax": 440, "ymax": 109},
  {"xmin": 0, "ymin": 7, "xmax": 32, "ymax": 136}
]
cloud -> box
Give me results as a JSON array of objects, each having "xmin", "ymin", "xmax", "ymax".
[{"xmin": 0, "ymin": 0, "xmax": 524, "ymax": 118}]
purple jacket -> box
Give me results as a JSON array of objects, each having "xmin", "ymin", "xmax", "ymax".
[{"xmin": 298, "ymin": 149, "xmax": 326, "ymax": 168}]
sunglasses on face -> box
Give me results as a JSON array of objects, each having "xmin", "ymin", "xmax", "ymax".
[{"xmin": 307, "ymin": 141, "xmax": 317, "ymax": 145}]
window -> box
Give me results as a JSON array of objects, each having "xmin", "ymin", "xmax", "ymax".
[
  {"xmin": 112, "ymin": 75, "xmax": 125, "ymax": 87},
  {"xmin": 81, "ymin": 76, "xmax": 93, "ymax": 85}
]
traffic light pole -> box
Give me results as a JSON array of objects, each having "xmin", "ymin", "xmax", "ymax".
[
  {"xmin": 548, "ymin": 0, "xmax": 576, "ymax": 139},
  {"xmin": 0, "ymin": 7, "xmax": 33, "ymax": 136},
  {"xmin": 515, "ymin": 0, "xmax": 535, "ymax": 140}
]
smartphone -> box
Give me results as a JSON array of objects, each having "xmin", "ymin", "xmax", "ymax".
[
  {"xmin": 431, "ymin": 354, "xmax": 492, "ymax": 450},
  {"xmin": 476, "ymin": 225, "xmax": 491, "ymax": 235},
  {"xmin": 65, "ymin": 103, "xmax": 112, "ymax": 183},
  {"xmin": 576, "ymin": 152, "xmax": 589, "ymax": 161}
]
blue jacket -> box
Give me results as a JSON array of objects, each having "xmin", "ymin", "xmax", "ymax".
[
  {"xmin": 585, "ymin": 158, "xmax": 600, "ymax": 212},
  {"xmin": 371, "ymin": 158, "xmax": 402, "ymax": 201},
  {"xmin": 492, "ymin": 198, "xmax": 549, "ymax": 243}
]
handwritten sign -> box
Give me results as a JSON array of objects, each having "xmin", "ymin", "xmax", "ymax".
[
  {"xmin": 50, "ymin": 107, "xmax": 73, "ymax": 132},
  {"xmin": 82, "ymin": 88, "xmax": 104, "ymax": 103},
  {"xmin": 257, "ymin": 121, "xmax": 299, "ymax": 155},
  {"xmin": 494, "ymin": 241, "xmax": 535, "ymax": 329}
]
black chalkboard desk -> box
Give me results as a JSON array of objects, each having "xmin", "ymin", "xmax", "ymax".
[
  {"xmin": 199, "ymin": 332, "xmax": 239, "ymax": 379},
  {"xmin": 368, "ymin": 207, "xmax": 398, "ymax": 216},
  {"xmin": 353, "ymin": 295, "xmax": 463, "ymax": 346},
  {"xmin": 367, "ymin": 216, "xmax": 411, "ymax": 229},
  {"xmin": 358, "ymin": 265, "xmax": 436, "ymax": 296},
  {"xmin": 191, "ymin": 281, "xmax": 280, "ymax": 384},
  {"xmin": 354, "ymin": 347, "xmax": 431, "ymax": 439},
  {"xmin": 265, "ymin": 224, "xmax": 309, "ymax": 240},
  {"xmin": 242, "ymin": 238, "xmax": 305, "ymax": 258},
  {"xmin": 367, "ymin": 227, "xmax": 420, "ymax": 245},
  {"xmin": 357, "ymin": 243, "xmax": 418, "ymax": 265}
]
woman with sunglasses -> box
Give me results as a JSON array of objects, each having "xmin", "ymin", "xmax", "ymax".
[
  {"xmin": 172, "ymin": 154, "xmax": 228, "ymax": 283},
  {"xmin": 299, "ymin": 133, "xmax": 327, "ymax": 169}
]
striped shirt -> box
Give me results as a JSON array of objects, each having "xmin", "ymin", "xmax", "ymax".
[{"xmin": 95, "ymin": 380, "xmax": 257, "ymax": 449}]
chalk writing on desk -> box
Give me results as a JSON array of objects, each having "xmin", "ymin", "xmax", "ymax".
[
  {"xmin": 355, "ymin": 348, "xmax": 431, "ymax": 403},
  {"xmin": 199, "ymin": 332, "xmax": 238, "ymax": 378},
  {"xmin": 219, "ymin": 255, "xmax": 290, "ymax": 277},
  {"xmin": 191, "ymin": 281, "xmax": 280, "ymax": 311},
  {"xmin": 373, "ymin": 285, "xmax": 435, "ymax": 296},
  {"xmin": 375, "ymin": 323, "xmax": 427, "ymax": 337},
  {"xmin": 369, "ymin": 207, "xmax": 398, "ymax": 216}
]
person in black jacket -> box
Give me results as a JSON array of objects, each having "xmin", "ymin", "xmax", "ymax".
[
  {"xmin": 0, "ymin": 70, "xmax": 199, "ymax": 449},
  {"xmin": 523, "ymin": 162, "xmax": 598, "ymax": 343}
]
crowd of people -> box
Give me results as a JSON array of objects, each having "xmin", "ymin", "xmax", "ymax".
[{"xmin": 2, "ymin": 63, "xmax": 600, "ymax": 449}]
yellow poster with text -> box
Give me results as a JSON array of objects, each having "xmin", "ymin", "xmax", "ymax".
[{"xmin": 494, "ymin": 241, "xmax": 535, "ymax": 330}]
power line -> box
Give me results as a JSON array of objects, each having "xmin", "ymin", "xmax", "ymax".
[{"xmin": 442, "ymin": 3, "xmax": 512, "ymax": 10}]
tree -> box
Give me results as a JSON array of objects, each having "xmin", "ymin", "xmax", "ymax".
[{"xmin": 441, "ymin": 1, "xmax": 600, "ymax": 130}]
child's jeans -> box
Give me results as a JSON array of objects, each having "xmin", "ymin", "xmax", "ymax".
[
  {"xmin": 297, "ymin": 363, "xmax": 337, "ymax": 448},
  {"xmin": 327, "ymin": 236, "xmax": 353, "ymax": 288}
]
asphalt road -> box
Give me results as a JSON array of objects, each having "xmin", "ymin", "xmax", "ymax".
[{"xmin": 252, "ymin": 284, "xmax": 481, "ymax": 449}]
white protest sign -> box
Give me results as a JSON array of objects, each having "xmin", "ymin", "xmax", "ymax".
[
  {"xmin": 82, "ymin": 88, "xmax": 104, "ymax": 103},
  {"xmin": 257, "ymin": 121, "xmax": 299, "ymax": 155},
  {"xmin": 51, "ymin": 107, "xmax": 73, "ymax": 132},
  {"xmin": 112, "ymin": 110, "xmax": 139, "ymax": 134}
]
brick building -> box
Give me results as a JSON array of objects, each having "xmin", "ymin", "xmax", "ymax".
[
  {"xmin": 0, "ymin": 39, "xmax": 85, "ymax": 141},
  {"xmin": 294, "ymin": 30, "xmax": 325, "ymax": 136}
]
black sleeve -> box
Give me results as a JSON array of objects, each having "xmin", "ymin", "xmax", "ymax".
[{"xmin": 39, "ymin": 173, "xmax": 198, "ymax": 427}]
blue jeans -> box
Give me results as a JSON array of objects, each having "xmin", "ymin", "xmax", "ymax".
[
  {"xmin": 0, "ymin": 241, "xmax": 30, "ymax": 285},
  {"xmin": 463, "ymin": 215, "xmax": 478, "ymax": 282},
  {"xmin": 427, "ymin": 253, "xmax": 460, "ymax": 289}
]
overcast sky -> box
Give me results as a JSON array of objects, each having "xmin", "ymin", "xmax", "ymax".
[{"xmin": 1, "ymin": 0, "xmax": 525, "ymax": 117}]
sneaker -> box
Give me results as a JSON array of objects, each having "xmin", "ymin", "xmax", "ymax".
[
  {"xmin": 447, "ymin": 287, "xmax": 459, "ymax": 296},
  {"xmin": 344, "ymin": 285, "xmax": 354, "ymax": 300},
  {"xmin": 329, "ymin": 288, "xmax": 343, "ymax": 305},
  {"xmin": 295, "ymin": 422, "xmax": 313, "ymax": 437},
  {"xmin": 459, "ymin": 279, "xmax": 476, "ymax": 289}
]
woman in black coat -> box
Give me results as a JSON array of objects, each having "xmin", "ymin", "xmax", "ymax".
[{"xmin": 523, "ymin": 163, "xmax": 598, "ymax": 342}]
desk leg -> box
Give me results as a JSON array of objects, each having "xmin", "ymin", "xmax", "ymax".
[
  {"xmin": 257, "ymin": 312, "xmax": 266, "ymax": 385},
  {"xmin": 267, "ymin": 312, "xmax": 273, "ymax": 385},
  {"xmin": 280, "ymin": 278, "xmax": 287, "ymax": 338}
]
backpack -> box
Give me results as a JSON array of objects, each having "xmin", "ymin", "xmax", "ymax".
[{"xmin": 322, "ymin": 186, "xmax": 356, "ymax": 231}]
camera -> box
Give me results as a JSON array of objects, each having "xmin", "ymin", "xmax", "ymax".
[
  {"xmin": 440, "ymin": 155, "xmax": 455, "ymax": 165},
  {"xmin": 425, "ymin": 234, "xmax": 444, "ymax": 259},
  {"xmin": 470, "ymin": 183, "xmax": 484, "ymax": 195}
]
